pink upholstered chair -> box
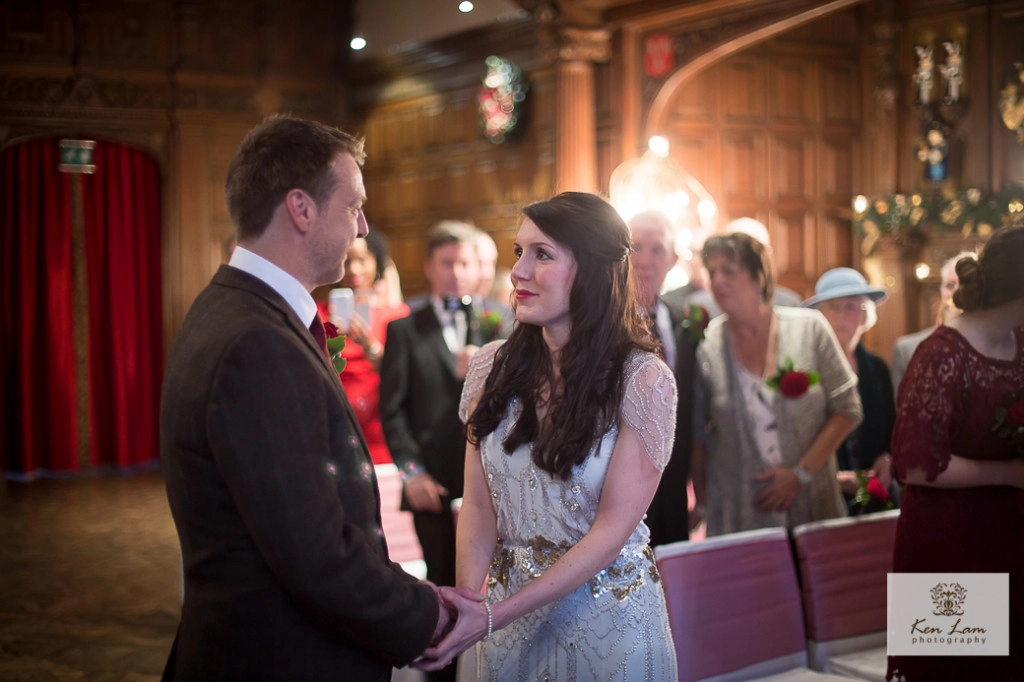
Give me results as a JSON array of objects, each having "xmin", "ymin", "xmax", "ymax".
[
  {"xmin": 655, "ymin": 528, "xmax": 855, "ymax": 682},
  {"xmin": 792, "ymin": 510, "xmax": 899, "ymax": 680}
]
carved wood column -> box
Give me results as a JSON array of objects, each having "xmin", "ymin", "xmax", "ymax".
[{"xmin": 554, "ymin": 26, "xmax": 610, "ymax": 193}]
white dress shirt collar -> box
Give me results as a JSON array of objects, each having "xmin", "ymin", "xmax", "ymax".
[{"xmin": 228, "ymin": 246, "xmax": 318, "ymax": 327}]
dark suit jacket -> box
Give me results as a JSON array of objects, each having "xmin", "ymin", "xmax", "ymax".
[
  {"xmin": 379, "ymin": 305, "xmax": 472, "ymax": 503},
  {"xmin": 645, "ymin": 297, "xmax": 700, "ymax": 547},
  {"xmin": 160, "ymin": 266, "xmax": 437, "ymax": 682}
]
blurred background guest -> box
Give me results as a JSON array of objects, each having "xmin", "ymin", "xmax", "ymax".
[
  {"xmin": 473, "ymin": 229, "xmax": 515, "ymax": 339},
  {"xmin": 888, "ymin": 224, "xmax": 1024, "ymax": 682},
  {"xmin": 664, "ymin": 217, "xmax": 801, "ymax": 318},
  {"xmin": 803, "ymin": 268, "xmax": 896, "ymax": 510},
  {"xmin": 691, "ymin": 233, "xmax": 861, "ymax": 535},
  {"xmin": 890, "ymin": 250, "xmax": 975, "ymax": 392},
  {"xmin": 317, "ymin": 230, "xmax": 409, "ymax": 464},
  {"xmin": 628, "ymin": 210, "xmax": 700, "ymax": 546}
]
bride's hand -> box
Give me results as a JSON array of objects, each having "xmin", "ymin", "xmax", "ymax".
[{"xmin": 412, "ymin": 589, "xmax": 492, "ymax": 671}]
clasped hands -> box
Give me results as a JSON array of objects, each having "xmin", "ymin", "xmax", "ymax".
[
  {"xmin": 754, "ymin": 467, "xmax": 801, "ymax": 512},
  {"xmin": 415, "ymin": 584, "xmax": 492, "ymax": 671}
]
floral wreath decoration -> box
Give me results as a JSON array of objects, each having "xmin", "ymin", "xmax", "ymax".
[{"xmin": 477, "ymin": 55, "xmax": 529, "ymax": 144}]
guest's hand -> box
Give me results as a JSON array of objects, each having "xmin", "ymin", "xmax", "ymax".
[
  {"xmin": 404, "ymin": 473, "xmax": 449, "ymax": 513},
  {"xmin": 754, "ymin": 467, "xmax": 801, "ymax": 512},
  {"xmin": 871, "ymin": 454, "xmax": 893, "ymax": 491},
  {"xmin": 836, "ymin": 470, "xmax": 861, "ymax": 496},
  {"xmin": 454, "ymin": 345, "xmax": 479, "ymax": 380},
  {"xmin": 688, "ymin": 505, "xmax": 705, "ymax": 532},
  {"xmin": 413, "ymin": 588, "xmax": 492, "ymax": 671}
]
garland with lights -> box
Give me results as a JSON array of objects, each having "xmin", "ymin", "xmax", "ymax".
[
  {"xmin": 853, "ymin": 182, "xmax": 1024, "ymax": 255},
  {"xmin": 477, "ymin": 56, "xmax": 529, "ymax": 144}
]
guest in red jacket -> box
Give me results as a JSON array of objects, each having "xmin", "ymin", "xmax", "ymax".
[{"xmin": 318, "ymin": 229, "xmax": 409, "ymax": 464}]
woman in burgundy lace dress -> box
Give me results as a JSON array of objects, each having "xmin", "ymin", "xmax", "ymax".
[{"xmin": 888, "ymin": 224, "xmax": 1024, "ymax": 682}]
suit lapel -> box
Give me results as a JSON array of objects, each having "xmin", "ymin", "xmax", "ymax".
[{"xmin": 212, "ymin": 267, "xmax": 374, "ymax": 461}]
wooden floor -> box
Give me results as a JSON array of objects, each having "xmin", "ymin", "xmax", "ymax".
[
  {"xmin": 0, "ymin": 468, "xmax": 426, "ymax": 681},
  {"xmin": 0, "ymin": 472, "xmax": 180, "ymax": 682}
]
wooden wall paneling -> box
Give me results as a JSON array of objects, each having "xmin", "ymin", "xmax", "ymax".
[
  {"xmin": 670, "ymin": 63, "xmax": 717, "ymax": 122},
  {"xmin": 774, "ymin": 209, "xmax": 813, "ymax": 296},
  {"xmin": 821, "ymin": 133, "xmax": 857, "ymax": 203},
  {"xmin": 822, "ymin": 61, "xmax": 861, "ymax": 126},
  {"xmin": 991, "ymin": 3, "xmax": 1024, "ymax": 188},
  {"xmin": 771, "ymin": 132, "xmax": 814, "ymax": 204},
  {"xmin": 771, "ymin": 58, "xmax": 817, "ymax": 123},
  {"xmin": 720, "ymin": 129, "xmax": 768, "ymax": 208},
  {"xmin": 721, "ymin": 58, "xmax": 769, "ymax": 123}
]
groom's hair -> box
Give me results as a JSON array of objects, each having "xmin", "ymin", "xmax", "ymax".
[{"xmin": 226, "ymin": 114, "xmax": 365, "ymax": 242}]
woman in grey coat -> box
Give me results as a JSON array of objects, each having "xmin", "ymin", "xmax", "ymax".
[{"xmin": 690, "ymin": 233, "xmax": 862, "ymax": 536}]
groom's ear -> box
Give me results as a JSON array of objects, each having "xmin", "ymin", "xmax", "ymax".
[{"xmin": 284, "ymin": 189, "xmax": 317, "ymax": 234}]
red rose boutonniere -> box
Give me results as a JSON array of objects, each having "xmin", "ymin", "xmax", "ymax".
[
  {"xmin": 681, "ymin": 304, "xmax": 710, "ymax": 344},
  {"xmin": 992, "ymin": 398, "xmax": 1024, "ymax": 455},
  {"xmin": 324, "ymin": 321, "xmax": 347, "ymax": 373},
  {"xmin": 765, "ymin": 358, "xmax": 820, "ymax": 398},
  {"xmin": 852, "ymin": 469, "xmax": 895, "ymax": 515}
]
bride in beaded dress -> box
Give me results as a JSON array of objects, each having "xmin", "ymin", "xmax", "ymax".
[{"xmin": 414, "ymin": 192, "xmax": 679, "ymax": 681}]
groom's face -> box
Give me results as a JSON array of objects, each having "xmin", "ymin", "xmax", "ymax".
[{"xmin": 309, "ymin": 153, "xmax": 368, "ymax": 286}]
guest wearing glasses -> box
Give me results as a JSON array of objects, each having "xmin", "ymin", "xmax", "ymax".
[{"xmin": 804, "ymin": 268, "xmax": 896, "ymax": 510}]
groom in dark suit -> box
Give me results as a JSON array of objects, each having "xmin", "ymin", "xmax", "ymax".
[
  {"xmin": 629, "ymin": 211, "xmax": 701, "ymax": 546},
  {"xmin": 160, "ymin": 116, "xmax": 464, "ymax": 681}
]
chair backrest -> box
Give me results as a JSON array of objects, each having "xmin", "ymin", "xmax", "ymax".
[
  {"xmin": 792, "ymin": 510, "xmax": 899, "ymax": 642},
  {"xmin": 655, "ymin": 528, "xmax": 808, "ymax": 682}
]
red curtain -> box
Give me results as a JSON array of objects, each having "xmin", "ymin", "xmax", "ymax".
[
  {"xmin": 81, "ymin": 142, "xmax": 163, "ymax": 469},
  {"xmin": 1, "ymin": 139, "xmax": 80, "ymax": 476}
]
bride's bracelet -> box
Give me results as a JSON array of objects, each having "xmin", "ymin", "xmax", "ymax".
[{"xmin": 483, "ymin": 601, "xmax": 493, "ymax": 641}]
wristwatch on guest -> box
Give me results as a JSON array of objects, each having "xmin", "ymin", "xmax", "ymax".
[{"xmin": 792, "ymin": 465, "xmax": 812, "ymax": 486}]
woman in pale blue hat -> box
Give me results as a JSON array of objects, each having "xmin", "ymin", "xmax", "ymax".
[{"xmin": 804, "ymin": 268, "xmax": 896, "ymax": 511}]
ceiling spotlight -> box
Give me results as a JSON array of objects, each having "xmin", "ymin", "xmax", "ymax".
[
  {"xmin": 459, "ymin": 1, "xmax": 475, "ymax": 12},
  {"xmin": 350, "ymin": 36, "xmax": 366, "ymax": 51}
]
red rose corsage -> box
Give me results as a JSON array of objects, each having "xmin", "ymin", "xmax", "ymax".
[
  {"xmin": 765, "ymin": 358, "xmax": 820, "ymax": 398},
  {"xmin": 992, "ymin": 398, "xmax": 1024, "ymax": 455}
]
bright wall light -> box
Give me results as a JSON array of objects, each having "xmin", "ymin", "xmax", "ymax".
[
  {"xmin": 350, "ymin": 36, "xmax": 367, "ymax": 50},
  {"xmin": 459, "ymin": 1, "xmax": 475, "ymax": 12},
  {"xmin": 915, "ymin": 263, "xmax": 931, "ymax": 280},
  {"xmin": 648, "ymin": 136, "xmax": 670, "ymax": 158}
]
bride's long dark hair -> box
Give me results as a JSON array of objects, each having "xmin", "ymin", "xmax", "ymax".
[{"xmin": 466, "ymin": 192, "xmax": 656, "ymax": 479}]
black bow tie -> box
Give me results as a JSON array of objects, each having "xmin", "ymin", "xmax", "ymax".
[{"xmin": 443, "ymin": 295, "xmax": 473, "ymax": 313}]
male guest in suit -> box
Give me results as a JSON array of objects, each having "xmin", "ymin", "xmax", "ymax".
[
  {"xmin": 160, "ymin": 116, "xmax": 466, "ymax": 681},
  {"xmin": 629, "ymin": 210, "xmax": 702, "ymax": 546},
  {"xmin": 380, "ymin": 221, "xmax": 505, "ymax": 682}
]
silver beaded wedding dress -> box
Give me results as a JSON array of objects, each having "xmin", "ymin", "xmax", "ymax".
[{"xmin": 457, "ymin": 341, "xmax": 679, "ymax": 682}]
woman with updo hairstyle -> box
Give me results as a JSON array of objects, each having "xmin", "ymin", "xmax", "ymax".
[
  {"xmin": 888, "ymin": 223, "xmax": 1024, "ymax": 682},
  {"xmin": 415, "ymin": 192, "xmax": 678, "ymax": 679}
]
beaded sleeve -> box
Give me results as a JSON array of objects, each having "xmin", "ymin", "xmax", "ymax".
[
  {"xmin": 620, "ymin": 352, "xmax": 678, "ymax": 471},
  {"xmin": 458, "ymin": 340, "xmax": 503, "ymax": 423}
]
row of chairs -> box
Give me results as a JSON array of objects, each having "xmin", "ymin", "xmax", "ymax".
[{"xmin": 655, "ymin": 510, "xmax": 899, "ymax": 682}]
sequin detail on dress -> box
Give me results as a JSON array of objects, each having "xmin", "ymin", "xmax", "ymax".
[{"xmin": 458, "ymin": 342, "xmax": 679, "ymax": 681}]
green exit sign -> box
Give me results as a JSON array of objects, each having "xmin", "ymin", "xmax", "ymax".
[{"xmin": 59, "ymin": 140, "xmax": 96, "ymax": 174}]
